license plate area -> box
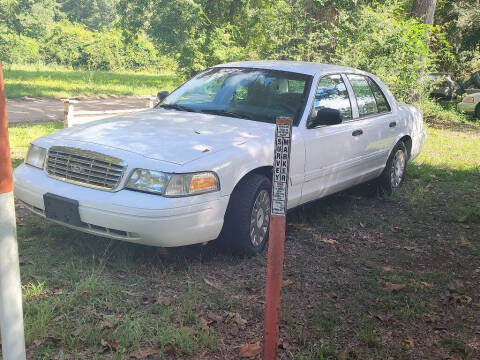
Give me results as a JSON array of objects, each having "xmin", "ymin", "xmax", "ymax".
[{"xmin": 43, "ymin": 193, "xmax": 82, "ymax": 227}]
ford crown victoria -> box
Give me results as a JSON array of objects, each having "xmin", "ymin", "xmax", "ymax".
[{"xmin": 14, "ymin": 61, "xmax": 426, "ymax": 255}]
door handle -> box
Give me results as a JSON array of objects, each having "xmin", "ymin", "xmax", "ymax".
[
  {"xmin": 389, "ymin": 122, "xmax": 397, "ymax": 128},
  {"xmin": 352, "ymin": 129, "xmax": 363, "ymax": 136}
]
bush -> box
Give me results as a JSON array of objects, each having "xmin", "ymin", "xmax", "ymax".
[
  {"xmin": 83, "ymin": 29, "xmax": 125, "ymax": 71},
  {"xmin": 21, "ymin": 21, "xmax": 168, "ymax": 72},
  {"xmin": 123, "ymin": 33, "xmax": 162, "ymax": 71},
  {"xmin": 44, "ymin": 21, "xmax": 92, "ymax": 67},
  {"xmin": 0, "ymin": 32, "xmax": 42, "ymax": 64},
  {"xmin": 332, "ymin": 2, "xmax": 431, "ymax": 103}
]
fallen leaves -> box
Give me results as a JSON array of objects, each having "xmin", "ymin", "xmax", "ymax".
[
  {"xmin": 121, "ymin": 290, "xmax": 144, "ymax": 297},
  {"xmin": 199, "ymin": 316, "xmax": 215, "ymax": 329},
  {"xmin": 404, "ymin": 336, "xmax": 415, "ymax": 348},
  {"xmin": 163, "ymin": 343, "xmax": 176, "ymax": 356},
  {"xmin": 230, "ymin": 312, "xmax": 247, "ymax": 329},
  {"xmin": 51, "ymin": 287, "xmax": 63, "ymax": 295},
  {"xmin": 449, "ymin": 294, "xmax": 472, "ymax": 306},
  {"xmin": 203, "ymin": 277, "xmax": 223, "ymax": 289},
  {"xmin": 97, "ymin": 320, "xmax": 113, "ymax": 330},
  {"xmin": 100, "ymin": 338, "xmax": 120, "ymax": 353},
  {"xmin": 321, "ymin": 238, "xmax": 338, "ymax": 245},
  {"xmin": 442, "ymin": 279, "xmax": 473, "ymax": 307},
  {"xmin": 207, "ymin": 311, "xmax": 224, "ymax": 323},
  {"xmin": 380, "ymin": 282, "xmax": 406, "ymax": 291},
  {"xmin": 128, "ymin": 346, "xmax": 159, "ymax": 359},
  {"xmin": 239, "ymin": 342, "xmax": 262, "ymax": 358},
  {"xmin": 375, "ymin": 313, "xmax": 393, "ymax": 322},
  {"xmin": 157, "ymin": 295, "xmax": 173, "ymax": 306}
]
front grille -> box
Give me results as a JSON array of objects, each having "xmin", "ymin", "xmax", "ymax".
[{"xmin": 46, "ymin": 146, "xmax": 127, "ymax": 191}]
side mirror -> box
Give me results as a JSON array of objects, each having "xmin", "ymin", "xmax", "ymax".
[
  {"xmin": 308, "ymin": 108, "xmax": 342, "ymax": 128},
  {"xmin": 157, "ymin": 91, "xmax": 169, "ymax": 102}
]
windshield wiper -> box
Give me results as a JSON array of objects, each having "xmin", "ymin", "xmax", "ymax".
[
  {"xmin": 201, "ymin": 109, "xmax": 253, "ymax": 120},
  {"xmin": 159, "ymin": 104, "xmax": 197, "ymax": 112}
]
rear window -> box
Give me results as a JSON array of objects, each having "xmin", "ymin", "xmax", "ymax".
[
  {"xmin": 367, "ymin": 78, "xmax": 391, "ymax": 113},
  {"xmin": 347, "ymin": 74, "xmax": 378, "ymax": 117}
]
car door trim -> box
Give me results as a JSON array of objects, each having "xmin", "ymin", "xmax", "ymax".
[{"xmin": 304, "ymin": 149, "xmax": 388, "ymax": 182}]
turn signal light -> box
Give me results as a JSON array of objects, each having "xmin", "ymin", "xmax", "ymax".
[
  {"xmin": 464, "ymin": 97, "xmax": 474, "ymax": 103},
  {"xmin": 189, "ymin": 173, "xmax": 218, "ymax": 193}
]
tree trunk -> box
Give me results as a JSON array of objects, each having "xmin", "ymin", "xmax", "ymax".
[{"xmin": 411, "ymin": 0, "xmax": 437, "ymax": 25}]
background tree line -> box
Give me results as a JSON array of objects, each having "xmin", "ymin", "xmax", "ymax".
[{"xmin": 0, "ymin": 0, "xmax": 478, "ymax": 101}]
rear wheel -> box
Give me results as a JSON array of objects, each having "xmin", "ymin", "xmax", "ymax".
[
  {"xmin": 220, "ymin": 173, "xmax": 271, "ymax": 255},
  {"xmin": 475, "ymin": 104, "xmax": 480, "ymax": 118},
  {"xmin": 378, "ymin": 141, "xmax": 407, "ymax": 195}
]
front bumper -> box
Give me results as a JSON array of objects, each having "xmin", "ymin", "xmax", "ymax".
[
  {"xmin": 457, "ymin": 102, "xmax": 476, "ymax": 114},
  {"xmin": 13, "ymin": 164, "xmax": 229, "ymax": 247}
]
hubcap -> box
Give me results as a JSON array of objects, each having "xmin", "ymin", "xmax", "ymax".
[
  {"xmin": 390, "ymin": 149, "xmax": 406, "ymax": 188},
  {"xmin": 250, "ymin": 189, "xmax": 271, "ymax": 247}
]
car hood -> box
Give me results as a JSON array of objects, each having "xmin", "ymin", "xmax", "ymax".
[{"xmin": 45, "ymin": 109, "xmax": 274, "ymax": 165}]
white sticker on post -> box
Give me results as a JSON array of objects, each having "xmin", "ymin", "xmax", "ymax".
[{"xmin": 271, "ymin": 117, "xmax": 293, "ymax": 216}]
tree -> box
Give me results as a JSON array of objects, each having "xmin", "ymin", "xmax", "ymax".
[
  {"xmin": 411, "ymin": 0, "xmax": 437, "ymax": 25},
  {"xmin": 60, "ymin": 0, "xmax": 119, "ymax": 30}
]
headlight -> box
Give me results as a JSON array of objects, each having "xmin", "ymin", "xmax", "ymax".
[
  {"xmin": 25, "ymin": 144, "xmax": 47, "ymax": 169},
  {"xmin": 126, "ymin": 170, "xmax": 219, "ymax": 197}
]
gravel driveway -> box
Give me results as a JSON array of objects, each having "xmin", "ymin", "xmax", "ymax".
[{"xmin": 7, "ymin": 96, "xmax": 155, "ymax": 125}]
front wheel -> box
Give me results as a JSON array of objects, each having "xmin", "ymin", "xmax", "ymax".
[
  {"xmin": 475, "ymin": 104, "xmax": 480, "ymax": 119},
  {"xmin": 220, "ymin": 173, "xmax": 271, "ymax": 256},
  {"xmin": 378, "ymin": 141, "xmax": 408, "ymax": 195}
]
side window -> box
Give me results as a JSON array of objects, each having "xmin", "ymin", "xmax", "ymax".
[
  {"xmin": 347, "ymin": 74, "xmax": 378, "ymax": 117},
  {"xmin": 314, "ymin": 74, "xmax": 352, "ymax": 120},
  {"xmin": 367, "ymin": 78, "xmax": 391, "ymax": 113}
]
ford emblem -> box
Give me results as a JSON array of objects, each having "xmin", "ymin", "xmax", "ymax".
[{"xmin": 71, "ymin": 164, "xmax": 84, "ymax": 173}]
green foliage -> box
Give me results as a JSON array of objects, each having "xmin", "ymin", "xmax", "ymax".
[
  {"xmin": 118, "ymin": 0, "xmax": 438, "ymax": 101},
  {"xmin": 0, "ymin": 32, "xmax": 42, "ymax": 64},
  {"xmin": 421, "ymin": 98, "xmax": 473, "ymax": 124},
  {"xmin": 0, "ymin": 0, "xmax": 60, "ymax": 39},
  {"xmin": 59, "ymin": 0, "xmax": 119, "ymax": 31},
  {"xmin": 44, "ymin": 21, "xmax": 93, "ymax": 67},
  {"xmin": 435, "ymin": 0, "xmax": 480, "ymax": 77},
  {"xmin": 332, "ymin": 2, "xmax": 432, "ymax": 102},
  {"xmin": 83, "ymin": 29, "xmax": 125, "ymax": 71},
  {"xmin": 6, "ymin": 20, "xmax": 168, "ymax": 72},
  {"xmin": 1, "ymin": 0, "xmax": 478, "ymax": 101}
]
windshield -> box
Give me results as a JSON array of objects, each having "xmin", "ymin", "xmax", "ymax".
[{"xmin": 161, "ymin": 67, "xmax": 312, "ymax": 125}]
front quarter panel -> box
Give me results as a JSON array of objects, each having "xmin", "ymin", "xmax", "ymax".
[{"xmin": 179, "ymin": 126, "xmax": 305, "ymax": 208}]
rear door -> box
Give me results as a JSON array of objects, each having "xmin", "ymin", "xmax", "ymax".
[{"xmin": 345, "ymin": 74, "xmax": 394, "ymax": 174}]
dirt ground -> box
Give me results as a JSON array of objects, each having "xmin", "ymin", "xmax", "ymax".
[{"xmin": 6, "ymin": 96, "xmax": 155, "ymax": 124}]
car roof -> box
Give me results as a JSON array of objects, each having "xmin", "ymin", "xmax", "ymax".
[{"xmin": 213, "ymin": 60, "xmax": 360, "ymax": 76}]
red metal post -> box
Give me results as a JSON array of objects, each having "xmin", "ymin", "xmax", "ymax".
[
  {"xmin": 263, "ymin": 215, "xmax": 287, "ymax": 359},
  {"xmin": 263, "ymin": 117, "xmax": 293, "ymax": 360},
  {"xmin": 0, "ymin": 63, "xmax": 13, "ymax": 193}
]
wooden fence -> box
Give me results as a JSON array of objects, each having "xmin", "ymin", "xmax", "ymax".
[{"xmin": 62, "ymin": 96, "xmax": 157, "ymax": 128}]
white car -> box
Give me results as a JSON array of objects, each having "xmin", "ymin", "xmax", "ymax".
[
  {"xmin": 14, "ymin": 61, "xmax": 426, "ymax": 255},
  {"xmin": 457, "ymin": 92, "xmax": 480, "ymax": 118}
]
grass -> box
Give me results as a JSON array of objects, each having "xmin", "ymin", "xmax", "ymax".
[
  {"xmin": 5, "ymin": 103, "xmax": 480, "ymax": 359},
  {"xmin": 8, "ymin": 122, "xmax": 63, "ymax": 167},
  {"xmin": 4, "ymin": 64, "xmax": 181, "ymax": 99}
]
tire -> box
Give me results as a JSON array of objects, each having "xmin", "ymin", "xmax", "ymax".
[
  {"xmin": 219, "ymin": 173, "xmax": 271, "ymax": 256},
  {"xmin": 475, "ymin": 104, "xmax": 480, "ymax": 119},
  {"xmin": 378, "ymin": 141, "xmax": 408, "ymax": 195}
]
